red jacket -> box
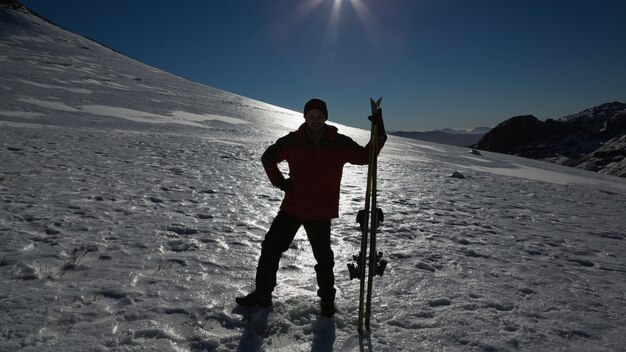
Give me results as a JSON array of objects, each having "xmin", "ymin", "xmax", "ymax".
[{"xmin": 262, "ymin": 123, "xmax": 385, "ymax": 220}]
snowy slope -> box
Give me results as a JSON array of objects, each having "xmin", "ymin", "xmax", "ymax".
[{"xmin": 2, "ymin": 3, "xmax": 626, "ymax": 352}]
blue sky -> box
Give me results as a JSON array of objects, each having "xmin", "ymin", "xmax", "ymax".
[{"xmin": 20, "ymin": 0, "xmax": 626, "ymax": 131}]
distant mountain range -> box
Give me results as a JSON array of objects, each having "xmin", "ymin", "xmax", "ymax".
[
  {"xmin": 391, "ymin": 102, "xmax": 626, "ymax": 178},
  {"xmin": 472, "ymin": 102, "xmax": 626, "ymax": 178},
  {"xmin": 390, "ymin": 127, "xmax": 491, "ymax": 147}
]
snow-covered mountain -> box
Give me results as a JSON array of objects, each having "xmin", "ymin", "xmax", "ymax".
[
  {"xmin": 2, "ymin": 2, "xmax": 626, "ymax": 351},
  {"xmin": 474, "ymin": 102, "xmax": 626, "ymax": 177},
  {"xmin": 390, "ymin": 130, "xmax": 487, "ymax": 147},
  {"xmin": 445, "ymin": 127, "xmax": 492, "ymax": 135}
]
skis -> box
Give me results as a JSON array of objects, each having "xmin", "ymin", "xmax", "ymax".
[{"xmin": 347, "ymin": 98, "xmax": 387, "ymax": 334}]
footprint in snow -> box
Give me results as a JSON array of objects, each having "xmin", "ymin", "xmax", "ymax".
[
  {"xmin": 567, "ymin": 257, "xmax": 595, "ymax": 267},
  {"xmin": 166, "ymin": 239, "xmax": 199, "ymax": 252},
  {"xmin": 166, "ymin": 224, "xmax": 198, "ymax": 235},
  {"xmin": 428, "ymin": 298, "xmax": 452, "ymax": 307},
  {"xmin": 485, "ymin": 301, "xmax": 515, "ymax": 311},
  {"xmin": 415, "ymin": 261, "xmax": 436, "ymax": 272}
]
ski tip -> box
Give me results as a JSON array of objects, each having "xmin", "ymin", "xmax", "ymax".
[{"xmin": 369, "ymin": 97, "xmax": 382, "ymax": 109}]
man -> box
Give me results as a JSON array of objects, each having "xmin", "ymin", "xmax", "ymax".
[{"xmin": 236, "ymin": 98, "xmax": 386, "ymax": 317}]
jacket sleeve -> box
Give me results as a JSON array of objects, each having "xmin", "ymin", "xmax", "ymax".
[
  {"xmin": 344, "ymin": 134, "xmax": 386, "ymax": 165},
  {"xmin": 261, "ymin": 140, "xmax": 286, "ymax": 186},
  {"xmin": 365, "ymin": 134, "xmax": 386, "ymax": 157}
]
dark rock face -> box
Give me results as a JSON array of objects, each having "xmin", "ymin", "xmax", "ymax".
[
  {"xmin": 473, "ymin": 102, "xmax": 626, "ymax": 177},
  {"xmin": 474, "ymin": 115, "xmax": 546, "ymax": 153}
]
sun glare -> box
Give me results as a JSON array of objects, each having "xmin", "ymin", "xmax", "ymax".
[
  {"xmin": 324, "ymin": 0, "xmax": 386, "ymax": 59},
  {"xmin": 268, "ymin": 0, "xmax": 387, "ymax": 63},
  {"xmin": 324, "ymin": 0, "xmax": 342, "ymax": 56},
  {"xmin": 349, "ymin": 0, "xmax": 385, "ymax": 55}
]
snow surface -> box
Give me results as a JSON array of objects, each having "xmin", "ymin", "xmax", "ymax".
[{"xmin": 1, "ymin": 5, "xmax": 626, "ymax": 352}]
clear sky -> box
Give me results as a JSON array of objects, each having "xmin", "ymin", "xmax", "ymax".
[{"xmin": 18, "ymin": 0, "xmax": 626, "ymax": 131}]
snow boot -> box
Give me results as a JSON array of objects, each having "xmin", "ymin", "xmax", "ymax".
[{"xmin": 235, "ymin": 291, "xmax": 272, "ymax": 308}]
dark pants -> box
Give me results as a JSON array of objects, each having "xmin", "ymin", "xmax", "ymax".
[{"xmin": 255, "ymin": 211, "xmax": 336, "ymax": 301}]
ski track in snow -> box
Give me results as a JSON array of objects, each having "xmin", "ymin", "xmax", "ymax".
[{"xmin": 1, "ymin": 5, "xmax": 626, "ymax": 352}]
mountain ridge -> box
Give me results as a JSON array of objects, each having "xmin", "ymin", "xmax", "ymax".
[
  {"xmin": 473, "ymin": 101, "xmax": 626, "ymax": 177},
  {"xmin": 390, "ymin": 130, "xmax": 487, "ymax": 147}
]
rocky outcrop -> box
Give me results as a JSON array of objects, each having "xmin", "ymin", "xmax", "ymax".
[
  {"xmin": 473, "ymin": 102, "xmax": 626, "ymax": 177},
  {"xmin": 473, "ymin": 115, "xmax": 548, "ymax": 153}
]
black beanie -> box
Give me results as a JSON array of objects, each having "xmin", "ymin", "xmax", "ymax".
[{"xmin": 304, "ymin": 98, "xmax": 328, "ymax": 119}]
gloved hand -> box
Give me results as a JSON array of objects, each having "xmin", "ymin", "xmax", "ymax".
[
  {"xmin": 274, "ymin": 178, "xmax": 294, "ymax": 193},
  {"xmin": 368, "ymin": 108, "xmax": 386, "ymax": 137}
]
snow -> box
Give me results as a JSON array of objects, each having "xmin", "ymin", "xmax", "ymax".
[{"xmin": 1, "ymin": 5, "xmax": 626, "ymax": 352}]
